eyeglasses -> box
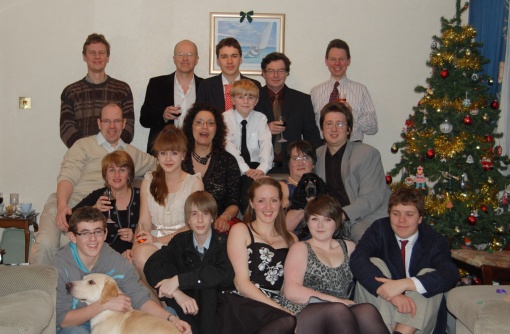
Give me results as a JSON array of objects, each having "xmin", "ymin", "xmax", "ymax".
[
  {"xmin": 290, "ymin": 156, "xmax": 312, "ymax": 163},
  {"xmin": 324, "ymin": 121, "xmax": 347, "ymax": 129},
  {"xmin": 193, "ymin": 120, "xmax": 216, "ymax": 127},
  {"xmin": 175, "ymin": 52, "xmax": 195, "ymax": 58},
  {"xmin": 265, "ymin": 69, "xmax": 287, "ymax": 75},
  {"xmin": 74, "ymin": 229, "xmax": 105, "ymax": 238},
  {"xmin": 100, "ymin": 119, "xmax": 123, "ymax": 125}
]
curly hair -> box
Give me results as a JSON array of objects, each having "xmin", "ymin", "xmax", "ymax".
[{"xmin": 182, "ymin": 103, "xmax": 227, "ymax": 159}]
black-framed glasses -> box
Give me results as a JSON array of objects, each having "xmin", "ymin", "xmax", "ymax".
[{"xmin": 75, "ymin": 229, "xmax": 106, "ymax": 238}]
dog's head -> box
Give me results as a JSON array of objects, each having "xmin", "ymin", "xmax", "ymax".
[
  {"xmin": 66, "ymin": 273, "xmax": 119, "ymax": 305},
  {"xmin": 300, "ymin": 173, "xmax": 327, "ymax": 198}
]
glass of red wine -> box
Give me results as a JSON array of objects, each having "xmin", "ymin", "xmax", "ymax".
[
  {"xmin": 104, "ymin": 188, "xmax": 116, "ymax": 219},
  {"xmin": 277, "ymin": 116, "xmax": 287, "ymax": 143}
]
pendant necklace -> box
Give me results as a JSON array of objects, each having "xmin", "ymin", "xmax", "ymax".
[{"xmin": 192, "ymin": 151, "xmax": 212, "ymax": 165}]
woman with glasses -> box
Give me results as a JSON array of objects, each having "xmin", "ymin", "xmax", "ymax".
[
  {"xmin": 72, "ymin": 151, "xmax": 139, "ymax": 255},
  {"xmin": 182, "ymin": 103, "xmax": 241, "ymax": 233}
]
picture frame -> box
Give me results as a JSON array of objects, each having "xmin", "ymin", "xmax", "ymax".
[{"xmin": 209, "ymin": 12, "xmax": 285, "ymax": 75}]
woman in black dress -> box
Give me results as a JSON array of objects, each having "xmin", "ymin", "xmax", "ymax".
[{"xmin": 182, "ymin": 103, "xmax": 241, "ymax": 232}]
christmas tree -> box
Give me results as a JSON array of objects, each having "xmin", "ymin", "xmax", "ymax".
[{"xmin": 387, "ymin": 0, "xmax": 510, "ymax": 250}]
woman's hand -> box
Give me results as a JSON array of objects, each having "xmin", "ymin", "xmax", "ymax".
[
  {"xmin": 214, "ymin": 215, "xmax": 230, "ymax": 233},
  {"xmin": 169, "ymin": 315, "xmax": 192, "ymax": 334},
  {"xmin": 95, "ymin": 195, "xmax": 113, "ymax": 212},
  {"xmin": 135, "ymin": 230, "xmax": 155, "ymax": 244},
  {"xmin": 173, "ymin": 290, "xmax": 199, "ymax": 315},
  {"xmin": 118, "ymin": 228, "xmax": 134, "ymax": 243},
  {"xmin": 122, "ymin": 249, "xmax": 133, "ymax": 262}
]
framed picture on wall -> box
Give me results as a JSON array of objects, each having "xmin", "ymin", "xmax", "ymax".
[{"xmin": 209, "ymin": 12, "xmax": 285, "ymax": 75}]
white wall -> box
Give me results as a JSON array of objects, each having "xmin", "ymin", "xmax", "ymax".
[{"xmin": 0, "ymin": 0, "xmax": 460, "ymax": 216}]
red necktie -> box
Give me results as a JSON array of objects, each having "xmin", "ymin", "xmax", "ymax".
[
  {"xmin": 329, "ymin": 81, "xmax": 340, "ymax": 102},
  {"xmin": 224, "ymin": 84, "xmax": 233, "ymax": 111},
  {"xmin": 400, "ymin": 240, "xmax": 409, "ymax": 267}
]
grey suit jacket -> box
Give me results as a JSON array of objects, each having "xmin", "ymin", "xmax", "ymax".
[{"xmin": 315, "ymin": 141, "xmax": 391, "ymax": 225}]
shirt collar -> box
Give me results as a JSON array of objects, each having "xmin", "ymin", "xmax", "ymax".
[
  {"xmin": 193, "ymin": 230, "xmax": 212, "ymax": 253},
  {"xmin": 234, "ymin": 109, "xmax": 252, "ymax": 122},
  {"xmin": 222, "ymin": 74, "xmax": 241, "ymax": 85},
  {"xmin": 395, "ymin": 231, "xmax": 419, "ymax": 246},
  {"xmin": 329, "ymin": 76, "xmax": 348, "ymax": 85},
  {"xmin": 96, "ymin": 132, "xmax": 126, "ymax": 152}
]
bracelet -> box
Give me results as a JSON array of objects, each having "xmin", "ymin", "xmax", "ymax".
[{"xmin": 221, "ymin": 212, "xmax": 232, "ymax": 221}]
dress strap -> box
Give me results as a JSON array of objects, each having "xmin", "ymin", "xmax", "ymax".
[
  {"xmin": 247, "ymin": 225, "xmax": 255, "ymax": 244},
  {"xmin": 337, "ymin": 238, "xmax": 348, "ymax": 257}
]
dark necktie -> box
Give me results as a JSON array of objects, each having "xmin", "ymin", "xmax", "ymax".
[
  {"xmin": 273, "ymin": 94, "xmax": 282, "ymax": 155},
  {"xmin": 196, "ymin": 246, "xmax": 206, "ymax": 261},
  {"xmin": 329, "ymin": 81, "xmax": 340, "ymax": 102},
  {"xmin": 241, "ymin": 120, "xmax": 251, "ymax": 164},
  {"xmin": 400, "ymin": 240, "xmax": 409, "ymax": 268}
]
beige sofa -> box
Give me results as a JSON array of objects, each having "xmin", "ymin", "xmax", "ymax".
[
  {"xmin": 0, "ymin": 265, "xmax": 58, "ymax": 334},
  {"xmin": 447, "ymin": 285, "xmax": 510, "ymax": 334}
]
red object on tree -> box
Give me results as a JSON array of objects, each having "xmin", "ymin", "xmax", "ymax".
[
  {"xmin": 440, "ymin": 69, "xmax": 449, "ymax": 79},
  {"xmin": 495, "ymin": 145, "xmax": 503, "ymax": 156},
  {"xmin": 485, "ymin": 135, "xmax": 494, "ymax": 143},
  {"xmin": 480, "ymin": 204, "xmax": 487, "ymax": 213},
  {"xmin": 385, "ymin": 174, "xmax": 393, "ymax": 184},
  {"xmin": 463, "ymin": 115, "xmax": 472, "ymax": 125},
  {"xmin": 467, "ymin": 215, "xmax": 477, "ymax": 226},
  {"xmin": 426, "ymin": 148, "xmax": 435, "ymax": 159},
  {"xmin": 490, "ymin": 100, "xmax": 500, "ymax": 109}
]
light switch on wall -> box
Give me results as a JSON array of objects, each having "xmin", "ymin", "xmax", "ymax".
[{"xmin": 19, "ymin": 97, "xmax": 31, "ymax": 109}]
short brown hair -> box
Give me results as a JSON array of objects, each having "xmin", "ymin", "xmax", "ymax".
[
  {"xmin": 286, "ymin": 140, "xmax": 316, "ymax": 164},
  {"xmin": 69, "ymin": 206, "xmax": 106, "ymax": 234},
  {"xmin": 388, "ymin": 188, "xmax": 425, "ymax": 217},
  {"xmin": 320, "ymin": 102, "xmax": 353, "ymax": 139},
  {"xmin": 83, "ymin": 33, "xmax": 110, "ymax": 56},
  {"xmin": 184, "ymin": 191, "xmax": 218, "ymax": 225},
  {"xmin": 305, "ymin": 195, "xmax": 343, "ymax": 233},
  {"xmin": 230, "ymin": 79, "xmax": 259, "ymax": 99},
  {"xmin": 325, "ymin": 39, "xmax": 350, "ymax": 59},
  {"xmin": 101, "ymin": 151, "xmax": 135, "ymax": 185},
  {"xmin": 216, "ymin": 37, "xmax": 242, "ymax": 57}
]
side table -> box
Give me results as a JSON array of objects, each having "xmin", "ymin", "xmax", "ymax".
[
  {"xmin": 451, "ymin": 249, "xmax": 510, "ymax": 285},
  {"xmin": 0, "ymin": 213, "xmax": 38, "ymax": 262}
]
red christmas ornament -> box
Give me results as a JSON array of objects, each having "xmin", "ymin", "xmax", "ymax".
[
  {"xmin": 481, "ymin": 157, "xmax": 493, "ymax": 171},
  {"xmin": 467, "ymin": 215, "xmax": 477, "ymax": 226},
  {"xmin": 426, "ymin": 148, "xmax": 435, "ymax": 159},
  {"xmin": 385, "ymin": 174, "xmax": 392, "ymax": 185},
  {"xmin": 480, "ymin": 204, "xmax": 488, "ymax": 213},
  {"xmin": 440, "ymin": 69, "xmax": 449, "ymax": 79},
  {"xmin": 464, "ymin": 236, "xmax": 472, "ymax": 246},
  {"xmin": 485, "ymin": 135, "xmax": 494, "ymax": 143},
  {"xmin": 495, "ymin": 145, "xmax": 503, "ymax": 156},
  {"xmin": 473, "ymin": 277, "xmax": 481, "ymax": 285},
  {"xmin": 463, "ymin": 115, "xmax": 473, "ymax": 126},
  {"xmin": 490, "ymin": 100, "xmax": 500, "ymax": 109}
]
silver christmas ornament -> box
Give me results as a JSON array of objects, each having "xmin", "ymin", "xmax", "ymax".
[{"xmin": 440, "ymin": 120, "xmax": 453, "ymax": 134}]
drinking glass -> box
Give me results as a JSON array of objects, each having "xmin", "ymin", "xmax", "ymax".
[
  {"xmin": 103, "ymin": 189, "xmax": 116, "ymax": 219},
  {"xmin": 10, "ymin": 193, "xmax": 19, "ymax": 210},
  {"xmin": 0, "ymin": 193, "xmax": 3, "ymax": 205},
  {"xmin": 277, "ymin": 116, "xmax": 287, "ymax": 143}
]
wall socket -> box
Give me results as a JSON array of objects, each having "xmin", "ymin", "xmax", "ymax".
[{"xmin": 19, "ymin": 97, "xmax": 31, "ymax": 109}]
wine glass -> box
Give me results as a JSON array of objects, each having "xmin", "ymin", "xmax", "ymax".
[
  {"xmin": 103, "ymin": 188, "xmax": 116, "ymax": 219},
  {"xmin": 10, "ymin": 193, "xmax": 19, "ymax": 211},
  {"xmin": 277, "ymin": 116, "xmax": 287, "ymax": 143}
]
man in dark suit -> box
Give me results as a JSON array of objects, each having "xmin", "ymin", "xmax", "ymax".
[
  {"xmin": 258, "ymin": 52, "xmax": 322, "ymax": 174},
  {"xmin": 196, "ymin": 37, "xmax": 261, "ymax": 112},
  {"xmin": 140, "ymin": 40, "xmax": 203, "ymax": 153},
  {"xmin": 350, "ymin": 188, "xmax": 458, "ymax": 334}
]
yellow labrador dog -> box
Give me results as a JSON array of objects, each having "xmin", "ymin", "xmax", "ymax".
[{"xmin": 67, "ymin": 273, "xmax": 180, "ymax": 334}]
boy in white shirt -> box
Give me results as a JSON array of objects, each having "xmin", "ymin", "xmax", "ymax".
[{"xmin": 223, "ymin": 79, "xmax": 273, "ymax": 213}]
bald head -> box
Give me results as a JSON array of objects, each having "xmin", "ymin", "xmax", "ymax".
[{"xmin": 173, "ymin": 40, "xmax": 199, "ymax": 74}]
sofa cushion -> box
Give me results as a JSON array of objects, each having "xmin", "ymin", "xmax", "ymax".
[
  {"xmin": 474, "ymin": 300, "xmax": 510, "ymax": 334},
  {"xmin": 0, "ymin": 290, "xmax": 54, "ymax": 334}
]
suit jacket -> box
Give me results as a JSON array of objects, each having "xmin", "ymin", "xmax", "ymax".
[
  {"xmin": 139, "ymin": 72, "xmax": 203, "ymax": 153},
  {"xmin": 349, "ymin": 218, "xmax": 458, "ymax": 334},
  {"xmin": 144, "ymin": 230, "xmax": 234, "ymax": 334},
  {"xmin": 315, "ymin": 141, "xmax": 391, "ymax": 225},
  {"xmin": 195, "ymin": 74, "xmax": 262, "ymax": 112},
  {"xmin": 258, "ymin": 85, "xmax": 322, "ymax": 174}
]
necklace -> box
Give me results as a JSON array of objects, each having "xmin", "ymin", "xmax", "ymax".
[
  {"xmin": 288, "ymin": 176, "xmax": 299, "ymax": 185},
  {"xmin": 192, "ymin": 151, "xmax": 212, "ymax": 165}
]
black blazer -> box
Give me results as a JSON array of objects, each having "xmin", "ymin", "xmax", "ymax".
[
  {"xmin": 144, "ymin": 230, "xmax": 234, "ymax": 334},
  {"xmin": 139, "ymin": 72, "xmax": 203, "ymax": 153},
  {"xmin": 196, "ymin": 74, "xmax": 262, "ymax": 112},
  {"xmin": 257, "ymin": 85, "xmax": 322, "ymax": 173},
  {"xmin": 350, "ymin": 217, "xmax": 458, "ymax": 334}
]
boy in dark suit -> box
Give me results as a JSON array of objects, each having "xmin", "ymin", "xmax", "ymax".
[{"xmin": 350, "ymin": 188, "xmax": 458, "ymax": 334}]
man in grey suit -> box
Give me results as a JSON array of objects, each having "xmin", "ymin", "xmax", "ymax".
[
  {"xmin": 140, "ymin": 40, "xmax": 203, "ymax": 153},
  {"xmin": 315, "ymin": 102, "xmax": 390, "ymax": 242},
  {"xmin": 257, "ymin": 52, "xmax": 322, "ymax": 174}
]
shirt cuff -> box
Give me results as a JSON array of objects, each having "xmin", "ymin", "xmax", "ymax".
[{"xmin": 411, "ymin": 277, "xmax": 427, "ymax": 294}]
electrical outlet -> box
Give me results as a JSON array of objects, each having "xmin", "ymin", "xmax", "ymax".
[{"xmin": 19, "ymin": 97, "xmax": 31, "ymax": 109}]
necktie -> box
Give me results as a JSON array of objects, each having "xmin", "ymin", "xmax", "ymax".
[
  {"xmin": 224, "ymin": 84, "xmax": 233, "ymax": 111},
  {"xmin": 400, "ymin": 240, "xmax": 409, "ymax": 268},
  {"xmin": 196, "ymin": 246, "xmax": 206, "ymax": 261},
  {"xmin": 329, "ymin": 81, "xmax": 340, "ymax": 103},
  {"xmin": 241, "ymin": 120, "xmax": 251, "ymax": 164},
  {"xmin": 273, "ymin": 94, "xmax": 282, "ymax": 155}
]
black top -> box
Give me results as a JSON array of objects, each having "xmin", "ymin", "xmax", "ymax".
[
  {"xmin": 326, "ymin": 143, "xmax": 350, "ymax": 208},
  {"xmin": 72, "ymin": 187, "xmax": 140, "ymax": 254},
  {"xmin": 182, "ymin": 150, "xmax": 241, "ymax": 214}
]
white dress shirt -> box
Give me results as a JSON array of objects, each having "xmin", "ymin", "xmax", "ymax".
[
  {"xmin": 310, "ymin": 76, "xmax": 378, "ymax": 142},
  {"xmin": 396, "ymin": 232, "xmax": 427, "ymax": 294},
  {"xmin": 223, "ymin": 109, "xmax": 273, "ymax": 174},
  {"xmin": 173, "ymin": 75, "xmax": 197, "ymax": 128},
  {"xmin": 96, "ymin": 132, "xmax": 126, "ymax": 153}
]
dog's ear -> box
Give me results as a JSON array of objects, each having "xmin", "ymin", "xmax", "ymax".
[{"xmin": 99, "ymin": 279, "xmax": 119, "ymax": 304}]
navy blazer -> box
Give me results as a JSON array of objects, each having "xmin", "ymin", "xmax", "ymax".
[
  {"xmin": 196, "ymin": 74, "xmax": 262, "ymax": 112},
  {"xmin": 258, "ymin": 85, "xmax": 322, "ymax": 173},
  {"xmin": 140, "ymin": 72, "xmax": 203, "ymax": 153}
]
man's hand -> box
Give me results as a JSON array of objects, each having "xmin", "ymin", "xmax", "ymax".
[
  {"xmin": 56, "ymin": 205, "xmax": 72, "ymax": 232},
  {"xmin": 245, "ymin": 169, "xmax": 264, "ymax": 180},
  {"xmin": 163, "ymin": 106, "xmax": 181, "ymax": 121},
  {"xmin": 122, "ymin": 249, "xmax": 133, "ymax": 262},
  {"xmin": 169, "ymin": 316, "xmax": 192, "ymax": 334},
  {"xmin": 389, "ymin": 294, "xmax": 416, "ymax": 317},
  {"xmin": 214, "ymin": 215, "xmax": 230, "ymax": 233},
  {"xmin": 268, "ymin": 121, "xmax": 285, "ymax": 135},
  {"xmin": 173, "ymin": 290, "xmax": 199, "ymax": 315},
  {"xmin": 103, "ymin": 294, "xmax": 132, "ymax": 313},
  {"xmin": 375, "ymin": 277, "xmax": 413, "ymax": 301},
  {"xmin": 155, "ymin": 276, "xmax": 179, "ymax": 299}
]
